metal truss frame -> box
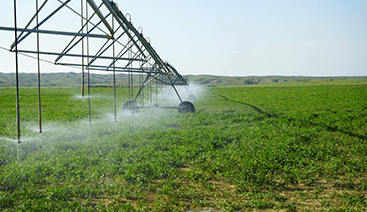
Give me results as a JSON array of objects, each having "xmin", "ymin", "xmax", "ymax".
[{"xmin": 1, "ymin": 0, "xmax": 190, "ymax": 143}]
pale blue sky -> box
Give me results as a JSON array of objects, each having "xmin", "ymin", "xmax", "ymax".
[{"xmin": 0, "ymin": 0, "xmax": 366, "ymax": 76}]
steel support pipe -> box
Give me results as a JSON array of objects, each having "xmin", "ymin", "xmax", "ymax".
[
  {"xmin": 13, "ymin": 49, "xmax": 141, "ymax": 61},
  {"xmin": 1, "ymin": 27, "xmax": 109, "ymax": 39}
]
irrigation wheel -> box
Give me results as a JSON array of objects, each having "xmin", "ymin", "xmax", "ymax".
[
  {"xmin": 178, "ymin": 101, "xmax": 195, "ymax": 113},
  {"xmin": 122, "ymin": 100, "xmax": 139, "ymax": 113}
]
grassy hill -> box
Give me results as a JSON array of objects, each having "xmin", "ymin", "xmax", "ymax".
[
  {"xmin": 186, "ymin": 75, "xmax": 367, "ymax": 87},
  {"xmin": 0, "ymin": 72, "xmax": 366, "ymax": 87}
]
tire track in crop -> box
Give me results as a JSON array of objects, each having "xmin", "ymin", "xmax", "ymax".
[
  {"xmin": 209, "ymin": 90, "xmax": 275, "ymax": 118},
  {"xmin": 210, "ymin": 89, "xmax": 366, "ymax": 141},
  {"xmin": 287, "ymin": 116, "xmax": 367, "ymax": 141}
]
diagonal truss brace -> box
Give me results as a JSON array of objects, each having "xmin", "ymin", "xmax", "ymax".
[{"xmin": 86, "ymin": 0, "xmax": 113, "ymax": 35}]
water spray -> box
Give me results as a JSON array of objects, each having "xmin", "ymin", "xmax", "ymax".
[{"xmin": 2, "ymin": 0, "xmax": 196, "ymax": 138}]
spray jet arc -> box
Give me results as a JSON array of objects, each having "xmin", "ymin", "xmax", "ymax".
[
  {"xmin": 123, "ymin": 62, "xmax": 195, "ymax": 113},
  {"xmin": 1, "ymin": 0, "xmax": 196, "ymax": 140},
  {"xmin": 2, "ymin": 0, "xmax": 195, "ymax": 112}
]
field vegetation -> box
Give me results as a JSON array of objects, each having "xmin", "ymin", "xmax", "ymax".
[{"xmin": 0, "ymin": 79, "xmax": 366, "ymax": 211}]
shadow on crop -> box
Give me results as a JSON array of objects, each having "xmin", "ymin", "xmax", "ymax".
[
  {"xmin": 210, "ymin": 89, "xmax": 366, "ymax": 141},
  {"xmin": 326, "ymin": 126, "xmax": 366, "ymax": 141},
  {"xmin": 287, "ymin": 117, "xmax": 367, "ymax": 141},
  {"xmin": 209, "ymin": 90, "xmax": 276, "ymax": 118}
]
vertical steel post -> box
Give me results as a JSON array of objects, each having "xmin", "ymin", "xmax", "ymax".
[
  {"xmin": 139, "ymin": 55, "xmax": 141, "ymax": 107},
  {"xmin": 127, "ymin": 13, "xmax": 131, "ymax": 110},
  {"xmin": 13, "ymin": 0, "xmax": 21, "ymax": 143},
  {"xmin": 126, "ymin": 14, "xmax": 133, "ymax": 116},
  {"xmin": 81, "ymin": 0, "xmax": 85, "ymax": 97},
  {"xmin": 140, "ymin": 38, "xmax": 144, "ymax": 107},
  {"xmin": 128, "ymin": 63, "xmax": 130, "ymax": 101},
  {"xmin": 131, "ymin": 69, "xmax": 133, "ymax": 116},
  {"xmin": 36, "ymin": 0, "xmax": 42, "ymax": 133},
  {"xmin": 86, "ymin": 1, "xmax": 91, "ymax": 124},
  {"xmin": 112, "ymin": 15, "xmax": 116, "ymax": 122},
  {"xmin": 142, "ymin": 73, "xmax": 144, "ymax": 107}
]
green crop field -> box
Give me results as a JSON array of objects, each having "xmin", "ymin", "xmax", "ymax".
[{"xmin": 0, "ymin": 79, "xmax": 366, "ymax": 211}]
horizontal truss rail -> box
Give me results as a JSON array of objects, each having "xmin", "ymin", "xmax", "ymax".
[
  {"xmin": 12, "ymin": 49, "xmax": 142, "ymax": 61},
  {"xmin": 56, "ymin": 62, "xmax": 158, "ymax": 72},
  {"xmin": 0, "ymin": 26, "xmax": 109, "ymax": 38}
]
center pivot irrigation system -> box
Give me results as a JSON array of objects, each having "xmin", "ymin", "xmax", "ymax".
[{"xmin": 1, "ymin": 0, "xmax": 195, "ymax": 143}]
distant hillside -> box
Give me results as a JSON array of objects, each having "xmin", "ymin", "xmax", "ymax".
[
  {"xmin": 186, "ymin": 75, "xmax": 367, "ymax": 87},
  {"xmin": 0, "ymin": 72, "xmax": 366, "ymax": 87}
]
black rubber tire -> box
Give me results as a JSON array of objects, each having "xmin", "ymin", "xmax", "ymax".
[
  {"xmin": 178, "ymin": 101, "xmax": 195, "ymax": 113},
  {"xmin": 122, "ymin": 100, "xmax": 139, "ymax": 113}
]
